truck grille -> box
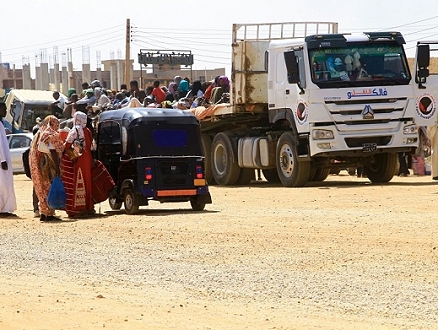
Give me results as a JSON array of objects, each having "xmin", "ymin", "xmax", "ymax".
[
  {"xmin": 324, "ymin": 97, "xmax": 408, "ymax": 132},
  {"xmin": 344, "ymin": 136, "xmax": 392, "ymax": 148}
]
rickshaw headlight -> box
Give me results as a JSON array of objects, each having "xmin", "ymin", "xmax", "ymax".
[{"xmin": 145, "ymin": 167, "xmax": 153, "ymax": 180}]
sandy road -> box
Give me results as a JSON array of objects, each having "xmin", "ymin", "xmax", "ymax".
[{"xmin": 0, "ymin": 173, "xmax": 437, "ymax": 330}]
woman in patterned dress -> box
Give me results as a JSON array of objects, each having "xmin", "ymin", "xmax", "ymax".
[
  {"xmin": 62, "ymin": 112, "xmax": 94, "ymax": 217},
  {"xmin": 29, "ymin": 115, "xmax": 64, "ymax": 221}
]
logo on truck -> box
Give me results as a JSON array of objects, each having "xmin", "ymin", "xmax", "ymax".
[
  {"xmin": 416, "ymin": 93, "xmax": 437, "ymax": 120},
  {"xmin": 347, "ymin": 88, "xmax": 388, "ymax": 99},
  {"xmin": 362, "ymin": 105, "xmax": 374, "ymax": 119},
  {"xmin": 296, "ymin": 101, "xmax": 308, "ymax": 125}
]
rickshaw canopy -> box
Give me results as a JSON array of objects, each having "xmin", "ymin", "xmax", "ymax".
[{"xmin": 97, "ymin": 107, "xmax": 203, "ymax": 158}]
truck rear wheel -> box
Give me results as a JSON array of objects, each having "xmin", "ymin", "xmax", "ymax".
[
  {"xmin": 262, "ymin": 168, "xmax": 281, "ymax": 183},
  {"xmin": 201, "ymin": 133, "xmax": 216, "ymax": 185},
  {"xmin": 364, "ymin": 153, "xmax": 397, "ymax": 183},
  {"xmin": 211, "ymin": 132, "xmax": 241, "ymax": 185},
  {"xmin": 276, "ymin": 132, "xmax": 310, "ymax": 187},
  {"xmin": 235, "ymin": 169, "xmax": 255, "ymax": 185},
  {"xmin": 310, "ymin": 167, "xmax": 330, "ymax": 182}
]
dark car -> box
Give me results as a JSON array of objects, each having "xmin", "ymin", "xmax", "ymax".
[{"xmin": 96, "ymin": 107, "xmax": 212, "ymax": 214}]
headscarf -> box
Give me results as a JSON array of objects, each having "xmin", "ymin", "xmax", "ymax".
[
  {"xmin": 174, "ymin": 76, "xmax": 182, "ymax": 87},
  {"xmin": 191, "ymin": 80, "xmax": 203, "ymax": 97},
  {"xmin": 94, "ymin": 87, "xmax": 103, "ymax": 98},
  {"xmin": 178, "ymin": 79, "xmax": 189, "ymax": 93},
  {"xmin": 168, "ymin": 82, "xmax": 177, "ymax": 95},
  {"xmin": 38, "ymin": 115, "xmax": 60, "ymax": 144},
  {"xmin": 67, "ymin": 88, "xmax": 77, "ymax": 98},
  {"xmin": 218, "ymin": 76, "xmax": 230, "ymax": 87},
  {"xmin": 66, "ymin": 112, "xmax": 87, "ymax": 145},
  {"xmin": 30, "ymin": 115, "xmax": 60, "ymax": 181}
]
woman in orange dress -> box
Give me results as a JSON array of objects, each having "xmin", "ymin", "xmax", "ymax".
[
  {"xmin": 29, "ymin": 115, "xmax": 64, "ymax": 221},
  {"xmin": 62, "ymin": 112, "xmax": 94, "ymax": 217}
]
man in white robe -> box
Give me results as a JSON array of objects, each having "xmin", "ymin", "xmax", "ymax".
[{"xmin": 0, "ymin": 102, "xmax": 17, "ymax": 215}]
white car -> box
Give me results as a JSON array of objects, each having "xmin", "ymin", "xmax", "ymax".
[{"xmin": 7, "ymin": 133, "xmax": 33, "ymax": 174}]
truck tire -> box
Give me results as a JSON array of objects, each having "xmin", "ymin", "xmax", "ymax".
[
  {"xmin": 201, "ymin": 133, "xmax": 216, "ymax": 185},
  {"xmin": 235, "ymin": 169, "xmax": 255, "ymax": 185},
  {"xmin": 276, "ymin": 132, "xmax": 310, "ymax": 187},
  {"xmin": 262, "ymin": 168, "xmax": 281, "ymax": 183},
  {"xmin": 211, "ymin": 132, "xmax": 241, "ymax": 185},
  {"xmin": 310, "ymin": 167, "xmax": 331, "ymax": 182},
  {"xmin": 364, "ymin": 153, "xmax": 397, "ymax": 183}
]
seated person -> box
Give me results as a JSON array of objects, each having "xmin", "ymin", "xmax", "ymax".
[
  {"xmin": 50, "ymin": 91, "xmax": 65, "ymax": 118},
  {"xmin": 63, "ymin": 93, "xmax": 79, "ymax": 119},
  {"xmin": 210, "ymin": 76, "xmax": 230, "ymax": 104},
  {"xmin": 178, "ymin": 78, "xmax": 190, "ymax": 98},
  {"xmin": 112, "ymin": 92, "xmax": 129, "ymax": 108},
  {"xmin": 151, "ymin": 80, "xmax": 166, "ymax": 104}
]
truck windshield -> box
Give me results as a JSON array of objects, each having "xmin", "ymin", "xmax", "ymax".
[{"xmin": 308, "ymin": 42, "xmax": 411, "ymax": 88}]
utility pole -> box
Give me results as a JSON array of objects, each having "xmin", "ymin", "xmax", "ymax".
[{"xmin": 125, "ymin": 18, "xmax": 131, "ymax": 85}]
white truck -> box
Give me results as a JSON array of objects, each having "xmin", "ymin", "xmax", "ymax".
[{"xmin": 199, "ymin": 22, "xmax": 438, "ymax": 186}]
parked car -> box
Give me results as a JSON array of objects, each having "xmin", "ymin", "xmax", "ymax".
[{"xmin": 7, "ymin": 133, "xmax": 33, "ymax": 173}]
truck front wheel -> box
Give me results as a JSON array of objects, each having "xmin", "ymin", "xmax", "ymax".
[
  {"xmin": 310, "ymin": 167, "xmax": 331, "ymax": 182},
  {"xmin": 201, "ymin": 133, "xmax": 216, "ymax": 185},
  {"xmin": 211, "ymin": 132, "xmax": 241, "ymax": 185},
  {"xmin": 276, "ymin": 132, "xmax": 310, "ymax": 187},
  {"xmin": 364, "ymin": 152, "xmax": 397, "ymax": 183}
]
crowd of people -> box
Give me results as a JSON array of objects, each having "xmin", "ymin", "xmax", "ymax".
[{"xmin": 49, "ymin": 75, "xmax": 231, "ymax": 123}]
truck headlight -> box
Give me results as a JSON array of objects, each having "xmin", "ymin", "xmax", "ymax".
[
  {"xmin": 312, "ymin": 129, "xmax": 334, "ymax": 140},
  {"xmin": 403, "ymin": 124, "xmax": 418, "ymax": 134}
]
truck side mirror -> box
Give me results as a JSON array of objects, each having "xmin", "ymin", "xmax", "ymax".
[
  {"xmin": 416, "ymin": 44, "xmax": 430, "ymax": 86},
  {"xmin": 417, "ymin": 44, "xmax": 430, "ymax": 69},
  {"xmin": 284, "ymin": 51, "xmax": 300, "ymax": 84}
]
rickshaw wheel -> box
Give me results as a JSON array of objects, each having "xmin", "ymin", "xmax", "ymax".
[
  {"xmin": 124, "ymin": 189, "xmax": 139, "ymax": 215},
  {"xmin": 109, "ymin": 197, "xmax": 122, "ymax": 210},
  {"xmin": 190, "ymin": 197, "xmax": 206, "ymax": 211}
]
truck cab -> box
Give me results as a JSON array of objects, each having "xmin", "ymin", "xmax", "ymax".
[{"xmin": 267, "ymin": 31, "xmax": 438, "ymax": 185}]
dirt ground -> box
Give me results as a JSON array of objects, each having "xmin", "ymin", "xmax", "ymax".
[{"xmin": 0, "ymin": 172, "xmax": 437, "ymax": 330}]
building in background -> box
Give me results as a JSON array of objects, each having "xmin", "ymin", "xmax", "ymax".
[{"xmin": 0, "ymin": 59, "xmax": 225, "ymax": 94}]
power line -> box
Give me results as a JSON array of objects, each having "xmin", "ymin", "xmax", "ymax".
[
  {"xmin": 133, "ymin": 26, "xmax": 230, "ymax": 34},
  {"xmin": 384, "ymin": 15, "xmax": 438, "ymax": 30},
  {"xmin": 132, "ymin": 31, "xmax": 230, "ymax": 47},
  {"xmin": 133, "ymin": 29, "xmax": 230, "ymax": 41},
  {"xmin": 1, "ymin": 24, "xmax": 124, "ymax": 54},
  {"xmin": 5, "ymin": 35, "xmax": 126, "ymax": 68}
]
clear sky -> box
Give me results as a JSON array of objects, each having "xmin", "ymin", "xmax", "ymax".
[{"xmin": 1, "ymin": 0, "xmax": 438, "ymax": 78}]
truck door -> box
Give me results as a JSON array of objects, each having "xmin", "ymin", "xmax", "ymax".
[
  {"xmin": 413, "ymin": 42, "xmax": 438, "ymax": 126},
  {"xmin": 284, "ymin": 49, "xmax": 309, "ymax": 133},
  {"xmin": 271, "ymin": 50, "xmax": 286, "ymax": 110}
]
